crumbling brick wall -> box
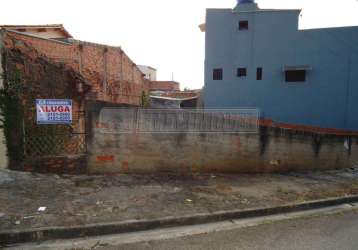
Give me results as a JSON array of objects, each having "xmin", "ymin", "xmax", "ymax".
[
  {"xmin": 4, "ymin": 31, "xmax": 150, "ymax": 106},
  {"xmin": 0, "ymin": 30, "xmax": 151, "ymax": 173},
  {"xmin": 2, "ymin": 32, "xmax": 89, "ymax": 173},
  {"xmin": 0, "ymin": 32, "xmax": 7, "ymax": 168}
]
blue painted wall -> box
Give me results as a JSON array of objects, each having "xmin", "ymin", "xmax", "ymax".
[{"xmin": 204, "ymin": 2, "xmax": 358, "ymax": 131}]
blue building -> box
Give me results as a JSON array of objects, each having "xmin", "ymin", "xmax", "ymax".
[{"xmin": 203, "ymin": 0, "xmax": 358, "ymax": 131}]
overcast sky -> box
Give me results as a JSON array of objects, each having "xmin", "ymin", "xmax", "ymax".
[{"xmin": 1, "ymin": 0, "xmax": 358, "ymax": 89}]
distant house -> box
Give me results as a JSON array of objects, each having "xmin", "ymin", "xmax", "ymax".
[
  {"xmin": 150, "ymin": 90, "xmax": 201, "ymax": 108},
  {"xmin": 138, "ymin": 65, "xmax": 157, "ymax": 81},
  {"xmin": 0, "ymin": 24, "xmax": 72, "ymax": 40},
  {"xmin": 138, "ymin": 65, "xmax": 193, "ymax": 107},
  {"xmin": 150, "ymin": 95, "xmax": 199, "ymax": 109},
  {"xmin": 138, "ymin": 65, "xmax": 181, "ymax": 93},
  {"xmin": 149, "ymin": 81, "xmax": 180, "ymax": 92},
  {"xmin": 203, "ymin": 0, "xmax": 358, "ymax": 131}
]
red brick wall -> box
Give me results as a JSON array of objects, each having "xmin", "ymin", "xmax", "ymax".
[
  {"xmin": 4, "ymin": 31, "xmax": 149, "ymax": 106},
  {"xmin": 150, "ymin": 81, "xmax": 180, "ymax": 92}
]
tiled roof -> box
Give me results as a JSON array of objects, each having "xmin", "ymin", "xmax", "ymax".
[
  {"xmin": 0, "ymin": 24, "xmax": 73, "ymax": 38},
  {"xmin": 160, "ymin": 91, "xmax": 199, "ymax": 99}
]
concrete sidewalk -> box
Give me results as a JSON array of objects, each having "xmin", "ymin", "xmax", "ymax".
[{"xmin": 1, "ymin": 167, "xmax": 358, "ymax": 244}]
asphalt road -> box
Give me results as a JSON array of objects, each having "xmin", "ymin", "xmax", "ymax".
[
  {"xmin": 107, "ymin": 209, "xmax": 358, "ymax": 250},
  {"xmin": 10, "ymin": 205, "xmax": 358, "ymax": 250}
]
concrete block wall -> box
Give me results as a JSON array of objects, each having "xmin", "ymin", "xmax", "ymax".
[
  {"xmin": 351, "ymin": 140, "xmax": 358, "ymax": 166},
  {"xmin": 87, "ymin": 109, "xmax": 357, "ymax": 174},
  {"xmin": 0, "ymin": 131, "xmax": 7, "ymax": 169},
  {"xmin": 88, "ymin": 131, "xmax": 356, "ymax": 174}
]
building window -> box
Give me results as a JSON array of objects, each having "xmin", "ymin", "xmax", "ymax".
[
  {"xmin": 237, "ymin": 68, "xmax": 247, "ymax": 77},
  {"xmin": 239, "ymin": 21, "xmax": 249, "ymax": 30},
  {"xmin": 213, "ymin": 68, "xmax": 223, "ymax": 80},
  {"xmin": 256, "ymin": 68, "xmax": 263, "ymax": 80},
  {"xmin": 285, "ymin": 70, "xmax": 306, "ymax": 82}
]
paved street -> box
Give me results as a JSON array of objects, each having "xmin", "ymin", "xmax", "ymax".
[
  {"xmin": 127, "ymin": 209, "xmax": 358, "ymax": 250},
  {"xmin": 10, "ymin": 204, "xmax": 358, "ymax": 250}
]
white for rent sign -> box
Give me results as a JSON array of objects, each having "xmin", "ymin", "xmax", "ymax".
[{"xmin": 36, "ymin": 99, "xmax": 72, "ymax": 124}]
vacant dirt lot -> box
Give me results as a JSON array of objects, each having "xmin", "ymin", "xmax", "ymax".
[{"xmin": 1, "ymin": 167, "xmax": 358, "ymax": 232}]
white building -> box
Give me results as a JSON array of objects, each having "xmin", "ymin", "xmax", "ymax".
[{"xmin": 138, "ymin": 65, "xmax": 157, "ymax": 81}]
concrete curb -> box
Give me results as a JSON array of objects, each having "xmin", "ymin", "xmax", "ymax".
[{"xmin": 1, "ymin": 195, "xmax": 358, "ymax": 245}]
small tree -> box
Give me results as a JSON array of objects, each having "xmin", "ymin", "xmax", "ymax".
[{"xmin": 141, "ymin": 91, "xmax": 150, "ymax": 107}]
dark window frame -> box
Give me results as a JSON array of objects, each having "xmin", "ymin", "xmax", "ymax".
[
  {"xmin": 285, "ymin": 70, "xmax": 306, "ymax": 82},
  {"xmin": 237, "ymin": 68, "xmax": 247, "ymax": 77},
  {"xmin": 213, "ymin": 68, "xmax": 223, "ymax": 81},
  {"xmin": 239, "ymin": 20, "xmax": 249, "ymax": 30},
  {"xmin": 256, "ymin": 67, "xmax": 263, "ymax": 80}
]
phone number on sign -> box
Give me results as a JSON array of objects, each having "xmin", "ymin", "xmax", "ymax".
[{"xmin": 47, "ymin": 113, "xmax": 71, "ymax": 121}]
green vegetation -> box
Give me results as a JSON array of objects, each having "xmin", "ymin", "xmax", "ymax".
[
  {"xmin": 141, "ymin": 91, "xmax": 150, "ymax": 107},
  {"xmin": 0, "ymin": 66, "xmax": 25, "ymax": 164}
]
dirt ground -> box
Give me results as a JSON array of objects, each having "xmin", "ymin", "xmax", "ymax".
[{"xmin": 1, "ymin": 167, "xmax": 358, "ymax": 232}]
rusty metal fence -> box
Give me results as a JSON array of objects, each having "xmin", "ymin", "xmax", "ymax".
[
  {"xmin": 23, "ymin": 110, "xmax": 86, "ymax": 159},
  {"xmin": 24, "ymin": 132, "xmax": 86, "ymax": 158}
]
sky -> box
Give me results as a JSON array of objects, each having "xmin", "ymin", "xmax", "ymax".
[{"xmin": 1, "ymin": 0, "xmax": 358, "ymax": 90}]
